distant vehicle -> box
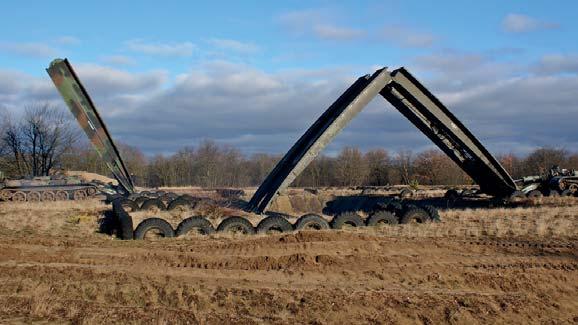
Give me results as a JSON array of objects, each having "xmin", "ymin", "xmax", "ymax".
[{"xmin": 0, "ymin": 174, "xmax": 100, "ymax": 202}]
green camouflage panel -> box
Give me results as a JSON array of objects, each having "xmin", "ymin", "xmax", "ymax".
[{"xmin": 46, "ymin": 58, "xmax": 135, "ymax": 194}]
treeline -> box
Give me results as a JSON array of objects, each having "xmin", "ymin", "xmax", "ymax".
[
  {"xmin": 57, "ymin": 141, "xmax": 578, "ymax": 188},
  {"xmin": 2, "ymin": 105, "xmax": 577, "ymax": 187}
]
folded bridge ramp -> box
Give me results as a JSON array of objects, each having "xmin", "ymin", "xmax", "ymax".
[
  {"xmin": 247, "ymin": 67, "xmax": 517, "ymax": 214},
  {"xmin": 47, "ymin": 59, "xmax": 135, "ymax": 194}
]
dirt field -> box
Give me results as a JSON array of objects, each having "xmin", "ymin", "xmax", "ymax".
[{"xmin": 0, "ymin": 195, "xmax": 577, "ymax": 324}]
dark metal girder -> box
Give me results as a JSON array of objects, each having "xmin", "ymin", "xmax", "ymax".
[{"xmin": 380, "ymin": 68, "xmax": 517, "ymax": 197}]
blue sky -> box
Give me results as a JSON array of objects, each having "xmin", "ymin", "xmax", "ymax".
[{"xmin": 1, "ymin": 1, "xmax": 577, "ymax": 156}]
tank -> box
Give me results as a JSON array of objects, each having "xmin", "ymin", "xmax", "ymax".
[{"xmin": 0, "ymin": 175, "xmax": 100, "ymax": 202}]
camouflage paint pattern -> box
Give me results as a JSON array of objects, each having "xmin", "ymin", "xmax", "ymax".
[{"xmin": 46, "ymin": 59, "xmax": 135, "ymax": 194}]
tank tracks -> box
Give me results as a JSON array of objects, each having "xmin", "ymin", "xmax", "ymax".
[
  {"xmin": 109, "ymin": 195, "xmax": 441, "ymax": 240},
  {"xmin": 0, "ymin": 186, "xmax": 99, "ymax": 202}
]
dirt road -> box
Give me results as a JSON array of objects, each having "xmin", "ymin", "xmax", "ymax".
[{"xmin": 0, "ymin": 199, "xmax": 577, "ymax": 324}]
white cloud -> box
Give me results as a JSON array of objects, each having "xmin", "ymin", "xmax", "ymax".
[
  {"xmin": 101, "ymin": 55, "xmax": 137, "ymax": 66},
  {"xmin": 125, "ymin": 39, "xmax": 196, "ymax": 57},
  {"xmin": 0, "ymin": 42, "xmax": 58, "ymax": 58},
  {"xmin": 55, "ymin": 36, "xmax": 80, "ymax": 45},
  {"xmin": 532, "ymin": 54, "xmax": 578, "ymax": 75},
  {"xmin": 2, "ymin": 55, "xmax": 578, "ymax": 156},
  {"xmin": 380, "ymin": 25, "xmax": 437, "ymax": 48},
  {"xmin": 502, "ymin": 14, "xmax": 559, "ymax": 33},
  {"xmin": 278, "ymin": 9, "xmax": 365, "ymax": 41},
  {"xmin": 207, "ymin": 38, "xmax": 260, "ymax": 54},
  {"xmin": 313, "ymin": 24, "xmax": 365, "ymax": 41}
]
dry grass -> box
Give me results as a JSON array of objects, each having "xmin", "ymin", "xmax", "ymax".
[
  {"xmin": 0, "ymin": 199, "xmax": 109, "ymax": 238},
  {"xmin": 0, "ymin": 190, "xmax": 577, "ymax": 324}
]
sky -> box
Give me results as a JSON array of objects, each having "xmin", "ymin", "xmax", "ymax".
[{"xmin": 1, "ymin": 1, "xmax": 577, "ymax": 157}]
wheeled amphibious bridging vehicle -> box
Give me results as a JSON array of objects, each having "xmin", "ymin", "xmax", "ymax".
[{"xmin": 46, "ymin": 59, "xmax": 575, "ymax": 239}]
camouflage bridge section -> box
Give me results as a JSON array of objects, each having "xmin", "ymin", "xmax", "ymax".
[{"xmin": 46, "ymin": 59, "xmax": 135, "ymax": 194}]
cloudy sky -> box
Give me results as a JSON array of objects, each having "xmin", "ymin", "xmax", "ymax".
[{"xmin": 1, "ymin": 1, "xmax": 577, "ymax": 157}]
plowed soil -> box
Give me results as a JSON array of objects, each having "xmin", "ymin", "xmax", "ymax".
[{"xmin": 0, "ymin": 196, "xmax": 577, "ymax": 324}]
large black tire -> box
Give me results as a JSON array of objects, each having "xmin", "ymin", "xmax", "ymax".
[
  {"xmin": 294, "ymin": 214, "xmax": 330, "ymax": 231},
  {"xmin": 527, "ymin": 190, "xmax": 543, "ymax": 199},
  {"xmin": 508, "ymin": 191, "xmax": 526, "ymax": 203},
  {"xmin": 399, "ymin": 207, "xmax": 430, "ymax": 224},
  {"xmin": 256, "ymin": 216, "xmax": 293, "ymax": 234},
  {"xmin": 140, "ymin": 198, "xmax": 166, "ymax": 212},
  {"xmin": 178, "ymin": 194, "xmax": 198, "ymax": 203},
  {"xmin": 168, "ymin": 198, "xmax": 196, "ymax": 211},
  {"xmin": 134, "ymin": 218, "xmax": 174, "ymax": 240},
  {"xmin": 175, "ymin": 216, "xmax": 214, "ymax": 236},
  {"xmin": 422, "ymin": 205, "xmax": 441, "ymax": 223},
  {"xmin": 331, "ymin": 212, "xmax": 364, "ymax": 229},
  {"xmin": 134, "ymin": 196, "xmax": 148, "ymax": 208},
  {"xmin": 114, "ymin": 198, "xmax": 139, "ymax": 212},
  {"xmin": 546, "ymin": 189, "xmax": 560, "ymax": 197},
  {"xmin": 366, "ymin": 211, "xmax": 398, "ymax": 227},
  {"xmin": 217, "ymin": 216, "xmax": 255, "ymax": 235},
  {"xmin": 384, "ymin": 201, "xmax": 404, "ymax": 215},
  {"xmin": 444, "ymin": 189, "xmax": 460, "ymax": 200}
]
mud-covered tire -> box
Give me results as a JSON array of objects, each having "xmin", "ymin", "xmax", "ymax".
[
  {"xmin": 256, "ymin": 216, "xmax": 293, "ymax": 234},
  {"xmin": 546, "ymin": 189, "xmax": 560, "ymax": 197},
  {"xmin": 12, "ymin": 191, "xmax": 26, "ymax": 202},
  {"xmin": 41, "ymin": 191, "xmax": 56, "ymax": 201},
  {"xmin": 527, "ymin": 190, "xmax": 543, "ymax": 199},
  {"xmin": 294, "ymin": 214, "xmax": 330, "ymax": 231},
  {"xmin": 331, "ymin": 212, "xmax": 364, "ymax": 229},
  {"xmin": 0, "ymin": 190, "xmax": 12, "ymax": 201},
  {"xmin": 178, "ymin": 194, "xmax": 198, "ymax": 203},
  {"xmin": 167, "ymin": 198, "xmax": 196, "ymax": 211},
  {"xmin": 56, "ymin": 191, "xmax": 69, "ymax": 201},
  {"xmin": 508, "ymin": 191, "xmax": 526, "ymax": 203},
  {"xmin": 217, "ymin": 216, "xmax": 255, "ymax": 235},
  {"xmin": 86, "ymin": 187, "xmax": 97, "ymax": 196},
  {"xmin": 399, "ymin": 188, "xmax": 413, "ymax": 199},
  {"xmin": 176, "ymin": 216, "xmax": 215, "ymax": 236},
  {"xmin": 134, "ymin": 196, "xmax": 148, "ymax": 208},
  {"xmin": 134, "ymin": 218, "xmax": 174, "ymax": 240},
  {"xmin": 366, "ymin": 211, "xmax": 398, "ymax": 226},
  {"xmin": 140, "ymin": 198, "xmax": 166, "ymax": 212},
  {"xmin": 560, "ymin": 189, "xmax": 573, "ymax": 197},
  {"xmin": 385, "ymin": 201, "xmax": 404, "ymax": 215},
  {"xmin": 115, "ymin": 198, "xmax": 139, "ymax": 212},
  {"xmin": 162, "ymin": 192, "xmax": 178, "ymax": 201},
  {"xmin": 400, "ymin": 207, "xmax": 430, "ymax": 224},
  {"xmin": 73, "ymin": 190, "xmax": 87, "ymax": 200},
  {"xmin": 422, "ymin": 205, "xmax": 441, "ymax": 222},
  {"xmin": 444, "ymin": 189, "xmax": 460, "ymax": 200},
  {"xmin": 27, "ymin": 191, "xmax": 41, "ymax": 202}
]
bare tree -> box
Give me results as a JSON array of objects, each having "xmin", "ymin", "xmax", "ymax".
[
  {"xmin": 1, "ymin": 104, "xmax": 80, "ymax": 177},
  {"xmin": 364, "ymin": 149, "xmax": 390, "ymax": 186},
  {"xmin": 335, "ymin": 147, "xmax": 368, "ymax": 186}
]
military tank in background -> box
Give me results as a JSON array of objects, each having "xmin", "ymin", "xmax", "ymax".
[{"xmin": 0, "ymin": 174, "xmax": 101, "ymax": 202}]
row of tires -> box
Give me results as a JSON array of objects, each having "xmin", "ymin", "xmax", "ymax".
[
  {"xmin": 111, "ymin": 194, "xmax": 199, "ymax": 213},
  {"xmin": 111, "ymin": 201, "xmax": 441, "ymax": 240},
  {"xmin": 444, "ymin": 188, "xmax": 578, "ymax": 202}
]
